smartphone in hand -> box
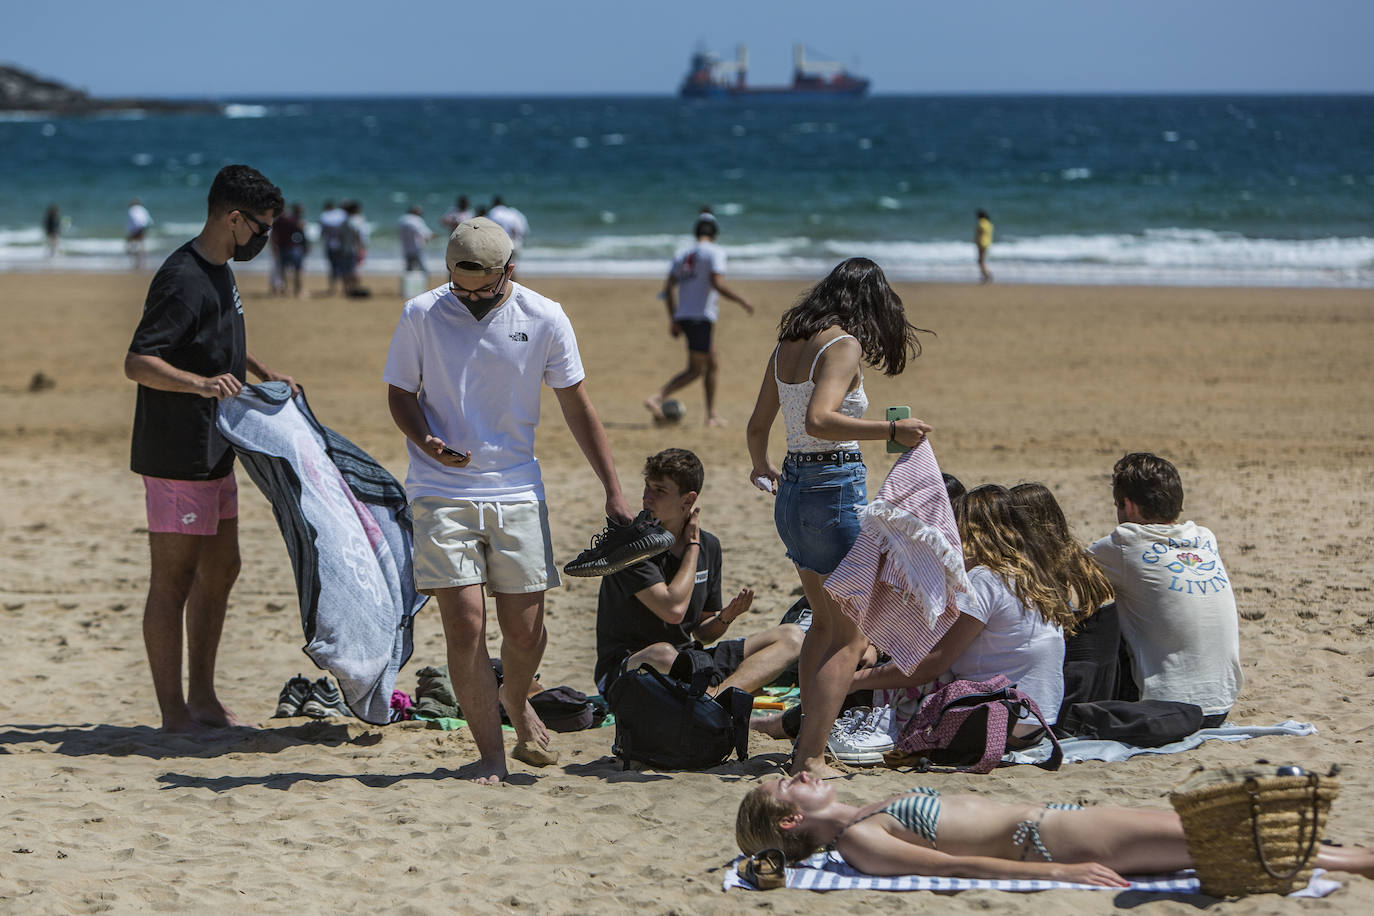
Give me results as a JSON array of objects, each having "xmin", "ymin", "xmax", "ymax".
[{"xmin": 886, "ymin": 405, "xmax": 911, "ymax": 453}]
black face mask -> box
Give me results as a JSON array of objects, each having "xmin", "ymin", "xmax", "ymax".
[
  {"xmin": 232, "ymin": 211, "xmax": 272, "ymax": 262},
  {"xmin": 452, "ymin": 277, "xmax": 507, "ymax": 319},
  {"xmin": 233, "ymin": 231, "xmax": 270, "ymax": 262}
]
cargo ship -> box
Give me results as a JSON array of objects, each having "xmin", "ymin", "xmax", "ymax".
[{"xmin": 678, "ymin": 44, "xmax": 870, "ymax": 99}]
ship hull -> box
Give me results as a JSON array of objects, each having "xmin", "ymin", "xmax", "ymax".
[{"xmin": 679, "ymin": 83, "xmax": 869, "ymax": 99}]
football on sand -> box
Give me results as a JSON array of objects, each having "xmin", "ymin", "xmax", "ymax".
[{"xmin": 661, "ymin": 398, "xmax": 685, "ymax": 422}]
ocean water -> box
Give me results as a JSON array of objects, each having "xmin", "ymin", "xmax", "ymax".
[{"xmin": 2, "ymin": 95, "xmax": 1372, "ymax": 286}]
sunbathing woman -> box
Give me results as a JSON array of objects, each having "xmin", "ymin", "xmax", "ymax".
[
  {"xmin": 736, "ymin": 772, "xmax": 1374, "ymax": 885},
  {"xmin": 849, "ymin": 483, "xmax": 1075, "ymax": 734}
]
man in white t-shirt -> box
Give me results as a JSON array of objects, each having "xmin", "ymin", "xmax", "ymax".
[
  {"xmin": 384, "ymin": 217, "xmax": 633, "ymax": 783},
  {"xmin": 644, "ymin": 212, "xmax": 754, "ymax": 427},
  {"xmin": 485, "ymin": 196, "xmax": 528, "ymax": 263},
  {"xmin": 1087, "ymin": 452, "xmax": 1242, "ymax": 726},
  {"xmin": 396, "ymin": 205, "xmax": 434, "ymax": 276}
]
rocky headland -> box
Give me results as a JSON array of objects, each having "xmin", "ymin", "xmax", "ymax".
[{"xmin": 1, "ymin": 64, "xmax": 220, "ymax": 115}]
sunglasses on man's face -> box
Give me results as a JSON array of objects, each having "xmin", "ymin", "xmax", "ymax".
[
  {"xmin": 451, "ymin": 260, "xmax": 511, "ymax": 297},
  {"xmin": 236, "ymin": 209, "xmax": 272, "ymax": 236}
]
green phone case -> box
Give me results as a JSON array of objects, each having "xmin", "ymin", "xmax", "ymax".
[{"xmin": 887, "ymin": 406, "xmax": 910, "ymax": 453}]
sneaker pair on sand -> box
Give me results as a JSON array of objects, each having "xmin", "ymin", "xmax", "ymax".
[
  {"xmin": 273, "ymin": 674, "xmax": 350, "ymax": 719},
  {"xmin": 563, "ymin": 510, "xmax": 675, "ymax": 578},
  {"xmin": 826, "ymin": 705, "xmax": 895, "ymax": 765}
]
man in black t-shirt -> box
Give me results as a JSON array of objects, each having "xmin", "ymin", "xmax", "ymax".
[
  {"xmin": 594, "ymin": 449, "xmax": 803, "ymax": 696},
  {"xmin": 123, "ymin": 164, "xmax": 294, "ymax": 734}
]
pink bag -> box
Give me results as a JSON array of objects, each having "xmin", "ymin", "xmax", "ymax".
[{"xmin": 891, "ymin": 675, "xmax": 1062, "ymax": 774}]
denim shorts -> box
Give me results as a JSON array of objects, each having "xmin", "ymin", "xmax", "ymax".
[{"xmin": 774, "ymin": 457, "xmax": 866, "ymax": 574}]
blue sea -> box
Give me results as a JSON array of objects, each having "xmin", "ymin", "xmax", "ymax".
[{"xmin": 2, "ymin": 95, "xmax": 1372, "ymax": 286}]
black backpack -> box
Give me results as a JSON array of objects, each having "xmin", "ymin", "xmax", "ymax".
[{"xmin": 605, "ymin": 654, "xmax": 751, "ymax": 770}]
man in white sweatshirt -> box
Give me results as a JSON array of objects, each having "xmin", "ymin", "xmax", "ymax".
[{"xmin": 1087, "ymin": 452, "xmax": 1242, "ymax": 726}]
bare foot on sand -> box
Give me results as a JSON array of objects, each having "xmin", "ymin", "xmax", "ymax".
[
  {"xmin": 189, "ymin": 699, "xmax": 255, "ymax": 729},
  {"xmin": 706, "ymin": 415, "xmax": 727, "ymax": 428},
  {"xmin": 644, "ymin": 395, "xmax": 666, "ymax": 423},
  {"xmin": 458, "ymin": 760, "xmax": 507, "ymax": 785},
  {"xmin": 499, "ymin": 683, "xmax": 552, "ymax": 750},
  {"xmin": 789, "ymin": 755, "xmax": 846, "ymax": 780},
  {"xmin": 160, "ymin": 715, "xmax": 220, "ymax": 735}
]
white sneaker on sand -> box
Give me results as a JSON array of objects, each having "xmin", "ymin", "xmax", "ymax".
[{"xmin": 826, "ymin": 705, "xmax": 895, "ymax": 765}]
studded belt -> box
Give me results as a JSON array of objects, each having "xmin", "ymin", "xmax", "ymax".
[{"xmin": 786, "ymin": 450, "xmax": 863, "ymax": 466}]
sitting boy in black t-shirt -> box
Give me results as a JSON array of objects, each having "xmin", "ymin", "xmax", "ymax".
[{"xmin": 594, "ymin": 448, "xmax": 803, "ymax": 696}]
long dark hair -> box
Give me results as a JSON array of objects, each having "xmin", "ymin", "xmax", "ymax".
[
  {"xmin": 777, "ymin": 257, "xmax": 928, "ymax": 376},
  {"xmin": 1010, "ymin": 482, "xmax": 1114, "ymax": 623}
]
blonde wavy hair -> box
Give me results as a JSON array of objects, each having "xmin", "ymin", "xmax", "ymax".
[
  {"xmin": 736, "ymin": 782, "xmax": 823, "ymax": 864},
  {"xmin": 955, "ymin": 484, "xmax": 1077, "ymax": 632},
  {"xmin": 1010, "ymin": 482, "xmax": 1114, "ymax": 625}
]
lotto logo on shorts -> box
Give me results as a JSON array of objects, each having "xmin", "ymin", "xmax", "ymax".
[{"xmin": 181, "ymin": 512, "xmax": 198, "ymax": 526}]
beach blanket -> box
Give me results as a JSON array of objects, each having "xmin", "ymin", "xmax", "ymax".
[
  {"xmin": 723, "ymin": 851, "xmax": 1339, "ymax": 897},
  {"xmin": 1002, "ymin": 720, "xmax": 1316, "ymax": 766},
  {"xmin": 825, "ymin": 443, "xmax": 970, "ymax": 675},
  {"xmin": 216, "ymin": 382, "xmax": 427, "ymax": 724}
]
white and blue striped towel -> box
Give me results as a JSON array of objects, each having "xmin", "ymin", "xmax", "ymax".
[{"xmin": 723, "ymin": 850, "xmax": 1339, "ymax": 897}]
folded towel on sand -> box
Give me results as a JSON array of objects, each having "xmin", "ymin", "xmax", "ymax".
[
  {"xmin": 1002, "ymin": 720, "xmax": 1316, "ymax": 766},
  {"xmin": 723, "ymin": 851, "xmax": 1339, "ymax": 897}
]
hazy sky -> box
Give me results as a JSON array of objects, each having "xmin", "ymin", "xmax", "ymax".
[{"xmin": 5, "ymin": 0, "xmax": 1372, "ymax": 97}]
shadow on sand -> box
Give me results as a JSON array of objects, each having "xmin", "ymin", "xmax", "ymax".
[{"xmin": 0, "ymin": 720, "xmax": 372, "ymax": 759}]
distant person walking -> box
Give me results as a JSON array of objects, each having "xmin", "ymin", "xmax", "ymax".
[
  {"xmin": 441, "ymin": 195, "xmax": 473, "ymax": 232},
  {"xmin": 976, "ymin": 209, "xmax": 994, "ymax": 284},
  {"xmin": 44, "ymin": 204, "xmax": 61, "ymax": 257},
  {"xmin": 645, "ymin": 211, "xmax": 754, "ymax": 427},
  {"xmin": 272, "ymin": 202, "xmax": 309, "ymax": 298},
  {"xmin": 122, "ymin": 164, "xmax": 296, "ymax": 733},
  {"xmin": 486, "ymin": 196, "xmax": 528, "ymax": 274},
  {"xmin": 397, "ymin": 205, "xmax": 435, "ymax": 277},
  {"xmin": 126, "ymin": 198, "xmax": 153, "ymax": 269},
  {"xmin": 318, "ymin": 200, "xmax": 348, "ymax": 296}
]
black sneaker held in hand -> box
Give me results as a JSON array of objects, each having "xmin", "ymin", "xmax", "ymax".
[{"xmin": 563, "ymin": 510, "xmax": 675, "ymax": 577}]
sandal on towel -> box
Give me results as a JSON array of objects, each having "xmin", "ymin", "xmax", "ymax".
[
  {"xmin": 737, "ymin": 848, "xmax": 787, "ymax": 890},
  {"xmin": 512, "ymin": 740, "xmax": 560, "ymax": 767}
]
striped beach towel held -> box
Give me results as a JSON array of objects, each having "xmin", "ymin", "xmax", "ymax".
[{"xmin": 825, "ymin": 442, "xmax": 970, "ymax": 676}]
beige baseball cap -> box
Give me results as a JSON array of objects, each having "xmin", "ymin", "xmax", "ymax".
[{"xmin": 446, "ymin": 217, "xmax": 513, "ymax": 278}]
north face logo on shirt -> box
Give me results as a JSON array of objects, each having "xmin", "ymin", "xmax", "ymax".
[{"xmin": 509, "ymin": 332, "xmax": 529, "ymax": 341}]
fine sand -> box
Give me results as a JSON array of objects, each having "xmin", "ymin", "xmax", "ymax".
[{"xmin": 2, "ymin": 270, "xmax": 1373, "ymax": 914}]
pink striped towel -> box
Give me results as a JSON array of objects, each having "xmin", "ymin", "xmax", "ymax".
[{"xmin": 825, "ymin": 441, "xmax": 969, "ymax": 676}]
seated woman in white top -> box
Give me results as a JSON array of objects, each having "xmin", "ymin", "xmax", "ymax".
[{"xmin": 851, "ymin": 484, "xmax": 1077, "ymax": 734}]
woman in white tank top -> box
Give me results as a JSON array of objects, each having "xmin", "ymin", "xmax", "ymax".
[{"xmin": 746, "ymin": 257, "xmax": 932, "ymax": 778}]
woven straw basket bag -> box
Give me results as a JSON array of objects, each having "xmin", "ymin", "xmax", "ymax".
[{"xmin": 1169, "ymin": 765, "xmax": 1339, "ymax": 896}]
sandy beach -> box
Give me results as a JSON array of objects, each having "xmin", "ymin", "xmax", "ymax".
[{"xmin": 2, "ymin": 269, "xmax": 1373, "ymax": 913}]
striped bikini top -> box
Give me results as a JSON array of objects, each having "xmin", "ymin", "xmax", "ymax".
[
  {"xmin": 774, "ymin": 334, "xmax": 867, "ymax": 454},
  {"xmin": 833, "ymin": 787, "xmax": 942, "ymax": 849}
]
